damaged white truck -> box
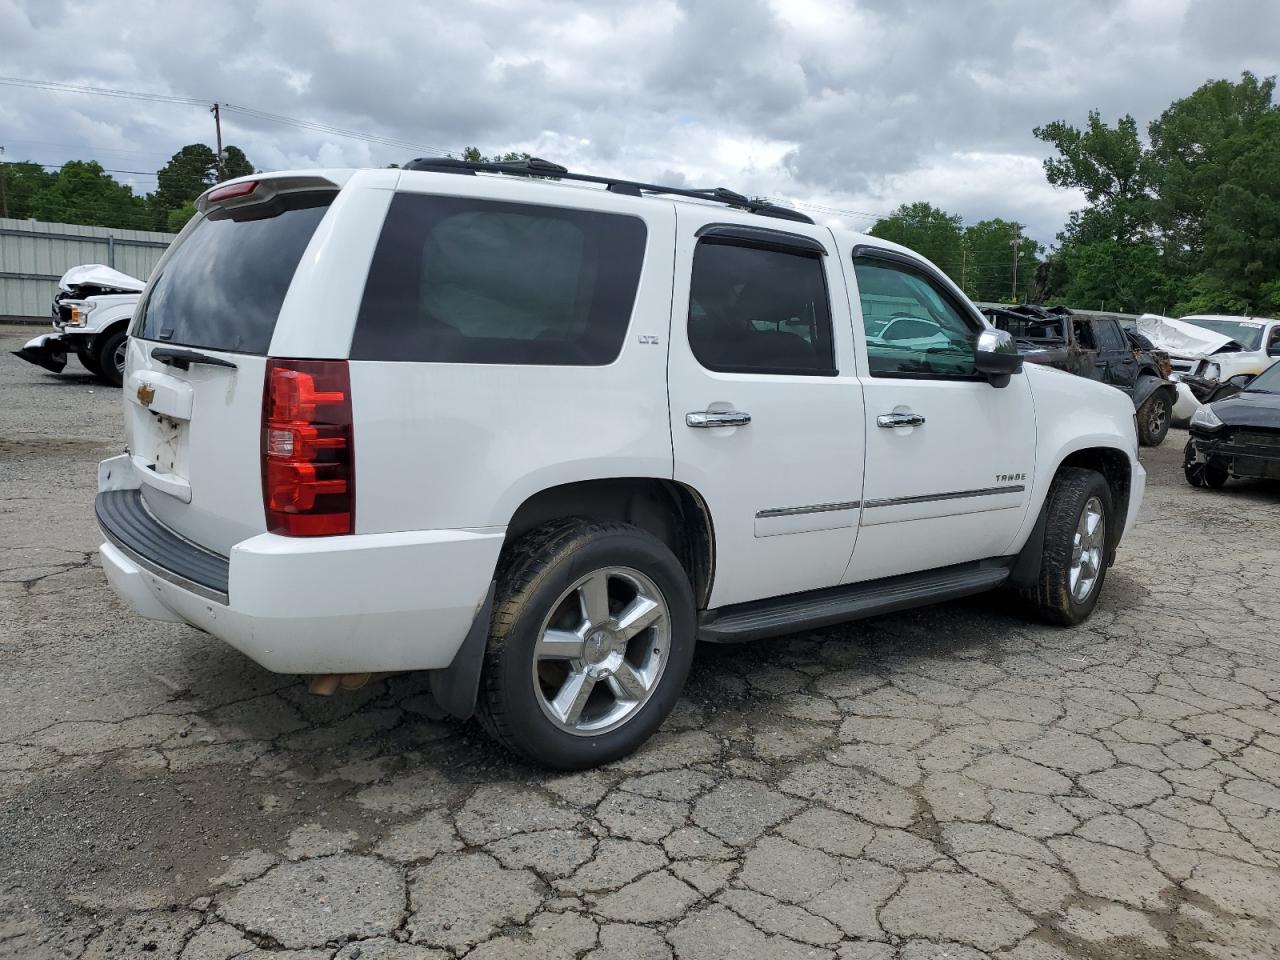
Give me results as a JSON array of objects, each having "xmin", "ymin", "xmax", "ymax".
[
  {"xmin": 14, "ymin": 264, "xmax": 143, "ymax": 387},
  {"xmin": 1137, "ymin": 313, "xmax": 1280, "ymax": 423}
]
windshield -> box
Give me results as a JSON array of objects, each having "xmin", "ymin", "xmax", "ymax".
[
  {"xmin": 1245, "ymin": 362, "xmax": 1280, "ymax": 393},
  {"xmin": 134, "ymin": 192, "xmax": 333, "ymax": 354},
  {"xmin": 1179, "ymin": 317, "xmax": 1266, "ymax": 351}
]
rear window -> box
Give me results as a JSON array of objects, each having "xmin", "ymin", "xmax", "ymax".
[
  {"xmin": 133, "ymin": 192, "xmax": 332, "ymax": 354},
  {"xmin": 351, "ymin": 194, "xmax": 647, "ymax": 365}
]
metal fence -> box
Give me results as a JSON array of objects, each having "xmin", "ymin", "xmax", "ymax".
[{"xmin": 0, "ymin": 218, "xmax": 175, "ymax": 320}]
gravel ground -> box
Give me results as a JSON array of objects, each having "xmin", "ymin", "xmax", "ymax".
[{"xmin": 2, "ymin": 322, "xmax": 1278, "ymax": 960}]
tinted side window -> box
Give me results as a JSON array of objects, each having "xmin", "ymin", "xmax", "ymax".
[
  {"xmin": 853, "ymin": 258, "xmax": 978, "ymax": 378},
  {"xmin": 688, "ymin": 242, "xmax": 835, "ymax": 375},
  {"xmin": 352, "ymin": 195, "xmax": 647, "ymax": 365},
  {"xmin": 135, "ymin": 192, "xmax": 332, "ymax": 354}
]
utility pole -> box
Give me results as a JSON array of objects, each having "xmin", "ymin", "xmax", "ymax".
[
  {"xmin": 212, "ymin": 103, "xmax": 224, "ymax": 181},
  {"xmin": 0, "ymin": 146, "xmax": 8, "ymax": 219},
  {"xmin": 961, "ymin": 244, "xmax": 967, "ymax": 294},
  {"xmin": 1010, "ymin": 222, "xmax": 1021, "ymax": 302}
]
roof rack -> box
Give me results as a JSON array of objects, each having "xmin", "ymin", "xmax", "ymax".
[{"xmin": 401, "ymin": 156, "xmax": 814, "ymax": 224}]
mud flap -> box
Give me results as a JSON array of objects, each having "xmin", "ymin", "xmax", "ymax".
[
  {"xmin": 13, "ymin": 334, "xmax": 69, "ymax": 374},
  {"xmin": 428, "ymin": 581, "xmax": 496, "ymax": 720}
]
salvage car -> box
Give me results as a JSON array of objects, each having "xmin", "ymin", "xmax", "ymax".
[
  {"xmin": 1184, "ymin": 359, "xmax": 1280, "ymax": 489},
  {"xmin": 13, "ymin": 264, "xmax": 142, "ymax": 386},
  {"xmin": 984, "ymin": 304, "xmax": 1177, "ymax": 446},
  {"xmin": 96, "ymin": 161, "xmax": 1144, "ymax": 769},
  {"xmin": 1139, "ymin": 313, "xmax": 1280, "ymax": 405}
]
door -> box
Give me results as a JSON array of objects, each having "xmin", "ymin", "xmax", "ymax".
[
  {"xmin": 1094, "ymin": 317, "xmax": 1137, "ymax": 395},
  {"xmin": 668, "ymin": 213, "xmax": 865, "ymax": 609},
  {"xmin": 841, "ymin": 245, "xmax": 1037, "ymax": 583}
]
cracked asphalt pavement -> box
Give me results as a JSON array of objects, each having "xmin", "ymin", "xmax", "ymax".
[{"xmin": 2, "ymin": 323, "xmax": 1279, "ymax": 960}]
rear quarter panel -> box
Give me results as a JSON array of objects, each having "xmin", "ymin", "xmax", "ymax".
[{"xmin": 346, "ymin": 174, "xmax": 678, "ymax": 534}]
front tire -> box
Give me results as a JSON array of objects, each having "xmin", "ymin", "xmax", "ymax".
[
  {"xmin": 478, "ymin": 519, "xmax": 696, "ymax": 770},
  {"xmin": 73, "ymin": 339, "xmax": 103, "ymax": 376},
  {"xmin": 1136, "ymin": 391, "xmax": 1171, "ymax": 447},
  {"xmin": 1019, "ymin": 467, "xmax": 1113, "ymax": 626},
  {"xmin": 1183, "ymin": 441, "xmax": 1229, "ymax": 489},
  {"xmin": 94, "ymin": 329, "xmax": 128, "ymax": 387}
]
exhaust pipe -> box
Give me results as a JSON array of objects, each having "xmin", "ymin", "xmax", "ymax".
[{"xmin": 307, "ymin": 673, "xmax": 374, "ymax": 696}]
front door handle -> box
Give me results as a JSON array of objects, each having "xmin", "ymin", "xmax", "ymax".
[
  {"xmin": 687, "ymin": 410, "xmax": 752, "ymax": 428},
  {"xmin": 877, "ymin": 412, "xmax": 926, "ymax": 428}
]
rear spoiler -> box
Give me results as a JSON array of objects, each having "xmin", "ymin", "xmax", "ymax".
[{"xmin": 196, "ymin": 173, "xmax": 345, "ymax": 215}]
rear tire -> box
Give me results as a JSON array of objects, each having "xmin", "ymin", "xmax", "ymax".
[
  {"xmin": 73, "ymin": 339, "xmax": 103, "ymax": 376},
  {"xmin": 1136, "ymin": 391, "xmax": 1171, "ymax": 447},
  {"xmin": 1018, "ymin": 467, "xmax": 1113, "ymax": 626},
  {"xmin": 478, "ymin": 518, "xmax": 696, "ymax": 770},
  {"xmin": 94, "ymin": 329, "xmax": 128, "ymax": 387}
]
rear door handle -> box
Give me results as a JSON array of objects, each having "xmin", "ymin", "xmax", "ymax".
[
  {"xmin": 877, "ymin": 412, "xmax": 926, "ymax": 428},
  {"xmin": 687, "ymin": 411, "xmax": 751, "ymax": 428}
]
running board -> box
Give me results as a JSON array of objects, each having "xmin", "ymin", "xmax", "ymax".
[{"xmin": 698, "ymin": 559, "xmax": 1014, "ymax": 644}]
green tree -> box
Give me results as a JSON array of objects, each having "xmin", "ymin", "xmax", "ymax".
[
  {"xmin": 0, "ymin": 160, "xmax": 56, "ymax": 219},
  {"xmin": 868, "ymin": 202, "xmax": 965, "ymax": 281},
  {"xmin": 458, "ymin": 146, "xmax": 532, "ymax": 163},
  {"xmin": 1033, "ymin": 111, "xmax": 1153, "ymax": 244},
  {"xmin": 1192, "ymin": 113, "xmax": 1280, "ymax": 314},
  {"xmin": 961, "ymin": 218, "xmax": 1040, "ymax": 302},
  {"xmin": 28, "ymin": 161, "xmax": 150, "ymax": 229},
  {"xmin": 154, "ymin": 144, "xmax": 219, "ymax": 213},
  {"xmin": 1148, "ymin": 72, "xmax": 1278, "ymax": 264},
  {"xmin": 1058, "ymin": 239, "xmax": 1174, "ymax": 313},
  {"xmin": 152, "ymin": 143, "xmax": 255, "ymax": 228},
  {"xmin": 220, "ymin": 145, "xmax": 254, "ymax": 180},
  {"xmin": 165, "ymin": 201, "xmax": 198, "ymax": 233}
]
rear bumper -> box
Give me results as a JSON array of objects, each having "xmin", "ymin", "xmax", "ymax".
[{"xmin": 96, "ymin": 480, "xmax": 504, "ymax": 673}]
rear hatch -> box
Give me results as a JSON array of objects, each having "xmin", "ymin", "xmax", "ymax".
[{"xmin": 125, "ymin": 180, "xmax": 337, "ymax": 555}]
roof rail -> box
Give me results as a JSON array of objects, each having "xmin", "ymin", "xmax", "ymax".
[{"xmin": 402, "ymin": 156, "xmax": 814, "ymax": 224}]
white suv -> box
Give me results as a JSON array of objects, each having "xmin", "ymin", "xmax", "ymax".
[{"xmin": 97, "ymin": 160, "xmax": 1145, "ymax": 769}]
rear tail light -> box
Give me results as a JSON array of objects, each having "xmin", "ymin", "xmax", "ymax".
[{"xmin": 262, "ymin": 359, "xmax": 354, "ymax": 536}]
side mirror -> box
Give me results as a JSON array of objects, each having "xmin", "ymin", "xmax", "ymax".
[
  {"xmin": 975, "ymin": 328, "xmax": 1023, "ymax": 387},
  {"xmin": 1268, "ymin": 341, "xmax": 1280, "ymax": 357}
]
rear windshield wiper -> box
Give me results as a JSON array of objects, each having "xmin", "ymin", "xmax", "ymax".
[{"xmin": 150, "ymin": 347, "xmax": 238, "ymax": 371}]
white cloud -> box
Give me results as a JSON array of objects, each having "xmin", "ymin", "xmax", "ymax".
[{"xmin": 0, "ymin": 0, "xmax": 1275, "ymax": 246}]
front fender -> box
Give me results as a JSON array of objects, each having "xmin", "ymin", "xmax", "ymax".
[
  {"xmin": 81, "ymin": 302, "xmax": 137, "ymax": 335},
  {"xmin": 1133, "ymin": 375, "xmax": 1174, "ymax": 409},
  {"xmin": 1016, "ymin": 364, "xmax": 1139, "ymax": 549}
]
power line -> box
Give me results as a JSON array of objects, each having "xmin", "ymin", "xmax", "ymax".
[
  {"xmin": 0, "ymin": 76, "xmax": 462, "ymax": 159},
  {"xmin": 0, "ymin": 76, "xmax": 206, "ymax": 106},
  {"xmin": 21, "ymin": 160, "xmax": 158, "ymax": 178}
]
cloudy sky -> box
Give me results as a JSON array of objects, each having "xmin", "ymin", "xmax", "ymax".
[{"xmin": 2, "ymin": 0, "xmax": 1278, "ymax": 246}]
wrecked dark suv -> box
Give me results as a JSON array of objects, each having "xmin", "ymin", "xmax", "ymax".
[{"xmin": 984, "ymin": 305, "xmax": 1177, "ymax": 447}]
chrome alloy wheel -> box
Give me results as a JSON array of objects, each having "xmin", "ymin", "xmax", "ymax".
[
  {"xmin": 1069, "ymin": 496, "xmax": 1106, "ymax": 602},
  {"xmin": 532, "ymin": 566, "xmax": 670, "ymax": 736},
  {"xmin": 113, "ymin": 337, "xmax": 128, "ymax": 376}
]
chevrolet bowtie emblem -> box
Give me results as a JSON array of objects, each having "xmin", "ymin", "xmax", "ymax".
[{"xmin": 136, "ymin": 383, "xmax": 156, "ymax": 408}]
